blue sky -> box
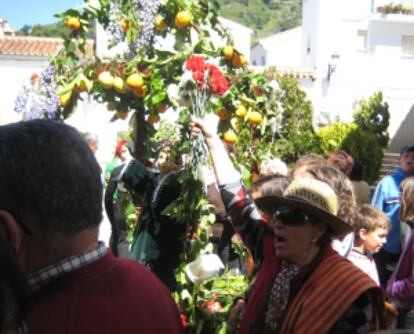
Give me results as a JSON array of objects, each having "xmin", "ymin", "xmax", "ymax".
[{"xmin": 0, "ymin": 0, "xmax": 83, "ymax": 30}]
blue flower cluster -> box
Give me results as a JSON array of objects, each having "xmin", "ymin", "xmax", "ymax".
[{"xmin": 14, "ymin": 65, "xmax": 60, "ymax": 120}]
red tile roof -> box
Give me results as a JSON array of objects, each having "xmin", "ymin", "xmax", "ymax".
[{"xmin": 0, "ymin": 36, "xmax": 95, "ymax": 57}]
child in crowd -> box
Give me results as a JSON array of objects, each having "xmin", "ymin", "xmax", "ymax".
[{"xmin": 348, "ymin": 204, "xmax": 390, "ymax": 285}]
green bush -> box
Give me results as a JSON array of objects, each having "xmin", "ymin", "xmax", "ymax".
[
  {"xmin": 342, "ymin": 127, "xmax": 383, "ymax": 184},
  {"xmin": 353, "ymin": 91, "xmax": 390, "ymax": 147},
  {"xmin": 274, "ymin": 75, "xmax": 322, "ymax": 163},
  {"xmin": 316, "ymin": 122, "xmax": 354, "ymax": 152},
  {"xmin": 317, "ymin": 122, "xmax": 383, "ymax": 184}
]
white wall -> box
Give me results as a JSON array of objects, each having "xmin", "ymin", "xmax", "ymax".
[
  {"xmin": 0, "ymin": 57, "xmax": 47, "ymax": 124},
  {"xmin": 252, "ymin": 27, "xmax": 302, "ymax": 67}
]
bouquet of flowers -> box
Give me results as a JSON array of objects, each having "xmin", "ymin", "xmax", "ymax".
[{"xmin": 180, "ymin": 55, "xmax": 230, "ymax": 171}]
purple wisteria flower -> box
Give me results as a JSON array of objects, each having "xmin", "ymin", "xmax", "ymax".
[{"xmin": 14, "ymin": 65, "xmax": 59, "ymax": 120}]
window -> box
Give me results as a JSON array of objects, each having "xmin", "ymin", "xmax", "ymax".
[
  {"xmin": 402, "ymin": 35, "xmax": 414, "ymax": 56},
  {"xmin": 261, "ymin": 56, "xmax": 266, "ymax": 66},
  {"xmin": 357, "ymin": 30, "xmax": 367, "ymax": 52}
]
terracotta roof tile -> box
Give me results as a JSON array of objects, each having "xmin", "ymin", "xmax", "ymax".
[{"xmin": 0, "ymin": 36, "xmax": 95, "ymax": 57}]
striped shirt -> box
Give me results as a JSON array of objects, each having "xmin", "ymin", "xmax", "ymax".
[{"xmin": 27, "ymin": 242, "xmax": 107, "ymax": 292}]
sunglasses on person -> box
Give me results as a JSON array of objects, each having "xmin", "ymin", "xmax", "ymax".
[{"xmin": 272, "ymin": 208, "xmax": 314, "ymax": 226}]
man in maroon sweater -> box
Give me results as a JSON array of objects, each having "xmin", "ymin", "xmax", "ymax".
[{"xmin": 0, "ymin": 120, "xmax": 183, "ymax": 334}]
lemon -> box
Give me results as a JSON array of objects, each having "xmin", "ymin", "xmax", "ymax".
[
  {"xmin": 65, "ymin": 17, "xmax": 81, "ymax": 31},
  {"xmin": 232, "ymin": 53, "xmax": 247, "ymax": 68},
  {"xmin": 120, "ymin": 18, "xmax": 129, "ymax": 33},
  {"xmin": 98, "ymin": 71, "xmax": 114, "ymax": 89},
  {"xmin": 235, "ymin": 105, "xmax": 247, "ymax": 118},
  {"xmin": 175, "ymin": 11, "xmax": 192, "ymax": 29},
  {"xmin": 247, "ymin": 111, "xmax": 262, "ymax": 126},
  {"xmin": 113, "ymin": 77, "xmax": 126, "ymax": 93},
  {"xmin": 60, "ymin": 91, "xmax": 72, "ymax": 108},
  {"xmin": 126, "ymin": 73, "xmax": 144, "ymax": 89},
  {"xmin": 155, "ymin": 15, "xmax": 167, "ymax": 30},
  {"xmin": 223, "ymin": 130, "xmax": 237, "ymax": 145},
  {"xmin": 223, "ymin": 46, "xmax": 234, "ymax": 60}
]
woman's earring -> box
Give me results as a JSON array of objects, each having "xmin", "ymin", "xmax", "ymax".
[{"xmin": 311, "ymin": 237, "xmax": 318, "ymax": 243}]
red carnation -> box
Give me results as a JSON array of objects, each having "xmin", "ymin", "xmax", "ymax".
[
  {"xmin": 192, "ymin": 71, "xmax": 205, "ymax": 85},
  {"xmin": 209, "ymin": 71, "xmax": 229, "ymax": 96},
  {"xmin": 186, "ymin": 56, "xmax": 206, "ymax": 72}
]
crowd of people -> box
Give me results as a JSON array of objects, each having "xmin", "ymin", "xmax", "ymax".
[{"xmin": 1, "ymin": 116, "xmax": 414, "ymax": 333}]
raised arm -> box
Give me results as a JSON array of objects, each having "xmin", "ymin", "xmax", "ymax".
[{"xmin": 190, "ymin": 117, "xmax": 240, "ymax": 185}]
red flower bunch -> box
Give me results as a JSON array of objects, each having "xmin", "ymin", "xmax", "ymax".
[{"xmin": 185, "ymin": 55, "xmax": 229, "ymax": 96}]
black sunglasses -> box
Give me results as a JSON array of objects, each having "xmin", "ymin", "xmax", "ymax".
[{"xmin": 272, "ymin": 208, "xmax": 313, "ymax": 226}]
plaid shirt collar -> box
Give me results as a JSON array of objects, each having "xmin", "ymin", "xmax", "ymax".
[{"xmin": 27, "ymin": 242, "xmax": 107, "ymax": 292}]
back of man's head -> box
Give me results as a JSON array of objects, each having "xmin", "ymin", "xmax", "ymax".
[{"xmin": 0, "ymin": 120, "xmax": 102, "ymax": 236}]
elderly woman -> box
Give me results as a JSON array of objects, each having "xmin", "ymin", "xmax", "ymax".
[{"xmin": 191, "ymin": 117, "xmax": 386, "ymax": 333}]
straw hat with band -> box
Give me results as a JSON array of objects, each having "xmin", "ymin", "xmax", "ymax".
[{"xmin": 255, "ymin": 178, "xmax": 352, "ymax": 239}]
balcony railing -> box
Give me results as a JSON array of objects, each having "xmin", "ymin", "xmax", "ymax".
[{"xmin": 373, "ymin": 0, "xmax": 414, "ymax": 13}]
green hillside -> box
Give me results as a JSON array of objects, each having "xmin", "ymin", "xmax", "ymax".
[
  {"xmin": 218, "ymin": 0, "xmax": 302, "ymax": 38},
  {"xmin": 16, "ymin": 0, "xmax": 302, "ymax": 40}
]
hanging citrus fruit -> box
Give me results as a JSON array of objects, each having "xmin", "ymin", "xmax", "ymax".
[
  {"xmin": 147, "ymin": 114, "xmax": 160, "ymax": 125},
  {"xmin": 126, "ymin": 73, "xmax": 144, "ymax": 89},
  {"xmin": 98, "ymin": 71, "xmax": 114, "ymax": 89},
  {"xmin": 247, "ymin": 111, "xmax": 263, "ymax": 126},
  {"xmin": 235, "ymin": 104, "xmax": 247, "ymax": 117},
  {"xmin": 135, "ymin": 85, "xmax": 148, "ymax": 98},
  {"xmin": 155, "ymin": 15, "xmax": 167, "ymax": 30},
  {"xmin": 120, "ymin": 18, "xmax": 129, "ymax": 33},
  {"xmin": 156, "ymin": 103, "xmax": 167, "ymax": 113},
  {"xmin": 64, "ymin": 17, "xmax": 81, "ymax": 31},
  {"xmin": 218, "ymin": 108, "xmax": 228, "ymax": 121},
  {"xmin": 223, "ymin": 130, "xmax": 237, "ymax": 145},
  {"xmin": 107, "ymin": 102, "xmax": 116, "ymax": 111},
  {"xmin": 60, "ymin": 91, "xmax": 72, "ymax": 108},
  {"xmin": 175, "ymin": 11, "xmax": 192, "ymax": 29},
  {"xmin": 113, "ymin": 77, "xmax": 126, "ymax": 93},
  {"xmin": 116, "ymin": 110, "xmax": 128, "ymax": 120},
  {"xmin": 232, "ymin": 53, "xmax": 247, "ymax": 68},
  {"xmin": 223, "ymin": 46, "xmax": 234, "ymax": 60}
]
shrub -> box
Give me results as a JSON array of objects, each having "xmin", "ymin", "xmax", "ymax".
[
  {"xmin": 274, "ymin": 75, "xmax": 322, "ymax": 163},
  {"xmin": 342, "ymin": 126, "xmax": 383, "ymax": 184},
  {"xmin": 317, "ymin": 122, "xmax": 383, "ymax": 184},
  {"xmin": 353, "ymin": 91, "xmax": 390, "ymax": 148},
  {"xmin": 316, "ymin": 122, "xmax": 354, "ymax": 152}
]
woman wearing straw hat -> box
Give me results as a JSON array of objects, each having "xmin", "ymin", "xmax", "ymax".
[{"xmin": 190, "ymin": 117, "xmax": 386, "ymax": 333}]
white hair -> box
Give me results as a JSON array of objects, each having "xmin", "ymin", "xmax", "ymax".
[{"xmin": 260, "ymin": 158, "xmax": 288, "ymax": 177}]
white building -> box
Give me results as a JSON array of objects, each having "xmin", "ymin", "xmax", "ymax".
[{"xmin": 253, "ymin": 0, "xmax": 414, "ymax": 151}]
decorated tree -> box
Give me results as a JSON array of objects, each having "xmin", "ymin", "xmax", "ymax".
[{"xmin": 14, "ymin": 0, "xmax": 320, "ymax": 331}]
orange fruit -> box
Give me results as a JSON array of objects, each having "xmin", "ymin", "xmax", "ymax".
[
  {"xmin": 175, "ymin": 11, "xmax": 192, "ymax": 29},
  {"xmin": 113, "ymin": 76, "xmax": 126, "ymax": 93},
  {"xmin": 223, "ymin": 46, "xmax": 234, "ymax": 60},
  {"xmin": 247, "ymin": 111, "xmax": 262, "ymax": 125},
  {"xmin": 223, "ymin": 130, "xmax": 237, "ymax": 145},
  {"xmin": 126, "ymin": 73, "xmax": 144, "ymax": 89},
  {"xmin": 134, "ymin": 85, "xmax": 148, "ymax": 98},
  {"xmin": 120, "ymin": 18, "xmax": 129, "ymax": 33},
  {"xmin": 235, "ymin": 105, "xmax": 247, "ymax": 117},
  {"xmin": 232, "ymin": 53, "xmax": 247, "ymax": 68},
  {"xmin": 107, "ymin": 102, "xmax": 116, "ymax": 111},
  {"xmin": 116, "ymin": 110, "xmax": 128, "ymax": 120},
  {"xmin": 65, "ymin": 17, "xmax": 81, "ymax": 31},
  {"xmin": 155, "ymin": 15, "xmax": 167, "ymax": 30},
  {"xmin": 218, "ymin": 108, "xmax": 228, "ymax": 121},
  {"xmin": 60, "ymin": 91, "xmax": 72, "ymax": 108},
  {"xmin": 156, "ymin": 103, "xmax": 167, "ymax": 113},
  {"xmin": 147, "ymin": 114, "xmax": 160, "ymax": 125},
  {"xmin": 98, "ymin": 71, "xmax": 114, "ymax": 89}
]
